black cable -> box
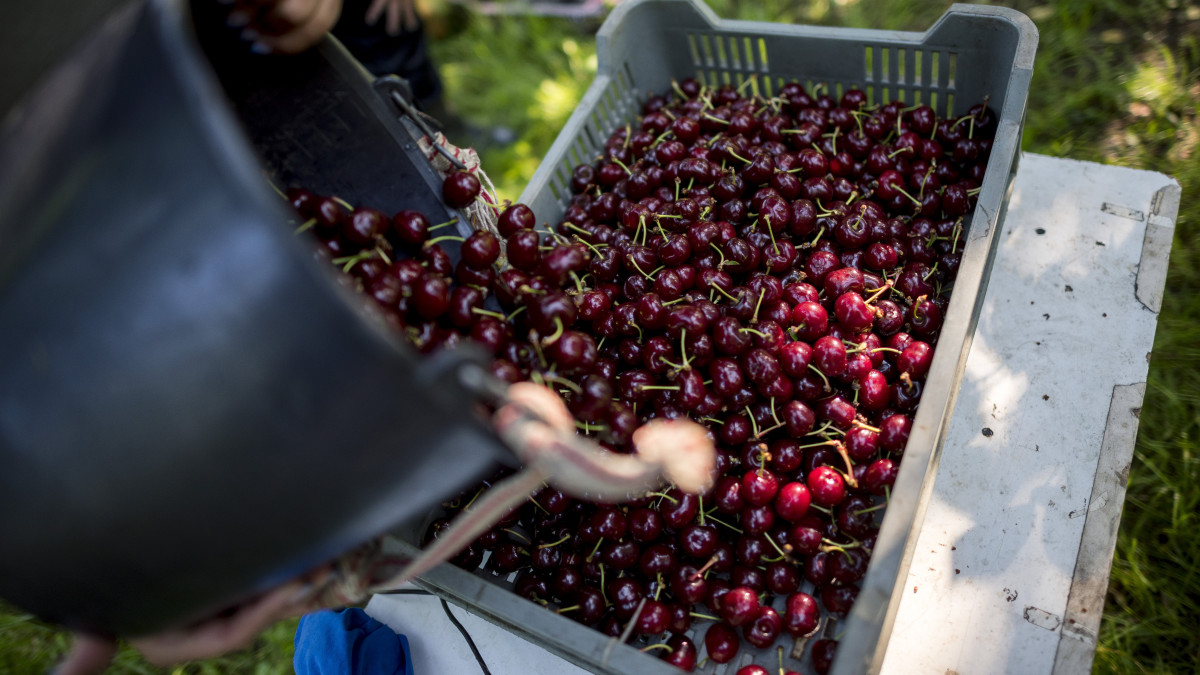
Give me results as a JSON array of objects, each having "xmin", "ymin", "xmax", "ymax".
[
  {"xmin": 440, "ymin": 598, "xmax": 493, "ymax": 675},
  {"xmin": 371, "ymin": 588, "xmax": 491, "ymax": 674}
]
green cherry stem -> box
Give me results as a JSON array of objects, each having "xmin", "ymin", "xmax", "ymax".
[{"xmin": 428, "ymin": 217, "xmax": 460, "ymax": 231}]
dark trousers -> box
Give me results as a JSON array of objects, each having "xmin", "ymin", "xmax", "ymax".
[{"xmin": 332, "ymin": 0, "xmax": 444, "ymax": 105}]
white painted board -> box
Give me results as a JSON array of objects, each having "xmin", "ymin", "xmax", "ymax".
[{"xmin": 880, "ymin": 154, "xmax": 1177, "ymax": 675}]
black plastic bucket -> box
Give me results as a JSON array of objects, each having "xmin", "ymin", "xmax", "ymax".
[{"xmin": 0, "ymin": 0, "xmax": 512, "ymax": 636}]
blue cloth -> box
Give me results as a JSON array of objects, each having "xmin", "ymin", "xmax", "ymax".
[{"xmin": 294, "ymin": 608, "xmax": 414, "ymax": 675}]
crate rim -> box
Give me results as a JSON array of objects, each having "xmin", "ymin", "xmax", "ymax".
[{"xmin": 484, "ymin": 2, "xmax": 1040, "ymax": 674}]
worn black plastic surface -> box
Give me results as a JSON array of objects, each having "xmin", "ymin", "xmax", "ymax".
[
  {"xmin": 193, "ymin": 2, "xmax": 468, "ymax": 239},
  {"xmin": 0, "ymin": 0, "xmax": 508, "ymax": 636}
]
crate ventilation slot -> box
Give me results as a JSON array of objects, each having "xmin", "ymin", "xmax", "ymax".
[
  {"xmin": 686, "ymin": 31, "xmax": 770, "ymax": 94},
  {"xmin": 864, "ymin": 44, "xmax": 959, "ymax": 116},
  {"xmin": 549, "ymin": 70, "xmax": 643, "ymax": 211}
]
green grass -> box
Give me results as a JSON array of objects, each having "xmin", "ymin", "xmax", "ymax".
[
  {"xmin": 0, "ymin": 607, "xmax": 300, "ymax": 674},
  {"xmin": 3, "ymin": 0, "xmax": 1197, "ymax": 672}
]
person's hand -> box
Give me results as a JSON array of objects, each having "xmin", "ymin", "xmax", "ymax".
[
  {"xmin": 365, "ymin": 0, "xmax": 420, "ymax": 35},
  {"xmin": 224, "ymin": 0, "xmax": 345, "ymax": 54},
  {"xmin": 51, "ymin": 633, "xmax": 116, "ymax": 675},
  {"xmin": 55, "ymin": 568, "xmax": 329, "ymax": 674},
  {"xmin": 129, "ymin": 575, "xmax": 319, "ymax": 664}
]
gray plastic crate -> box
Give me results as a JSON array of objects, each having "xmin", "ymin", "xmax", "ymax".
[{"xmin": 392, "ymin": 1, "xmax": 1037, "ymax": 673}]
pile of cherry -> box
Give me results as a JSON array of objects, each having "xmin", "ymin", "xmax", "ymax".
[{"xmin": 289, "ymin": 77, "xmax": 996, "ymax": 674}]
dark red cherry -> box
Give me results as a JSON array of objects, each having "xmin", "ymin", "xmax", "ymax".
[
  {"xmin": 766, "ymin": 560, "xmax": 802, "ymax": 595},
  {"xmin": 784, "ymin": 591, "xmax": 820, "ymax": 637},
  {"xmin": 344, "ymin": 207, "xmax": 385, "ymax": 246},
  {"xmin": 628, "ymin": 507, "xmax": 663, "ymax": 542},
  {"xmin": 879, "ymin": 414, "xmax": 913, "ymax": 454},
  {"xmin": 824, "ymin": 266, "xmax": 865, "ymax": 298},
  {"xmin": 420, "ymin": 242, "xmax": 454, "ymax": 276},
  {"xmin": 769, "ymin": 437, "xmax": 805, "ymax": 474},
  {"xmin": 659, "ymin": 490, "xmax": 700, "ymax": 528},
  {"xmin": 711, "ymin": 474, "xmax": 746, "ymax": 514},
  {"xmin": 607, "ymin": 577, "xmax": 646, "ymax": 620},
  {"xmin": 908, "ymin": 297, "xmax": 944, "ymax": 337},
  {"xmin": 704, "ymin": 622, "xmax": 740, "ymax": 664},
  {"xmin": 742, "ymin": 504, "xmax": 776, "ymax": 535},
  {"xmin": 679, "ymin": 523, "xmax": 719, "ymax": 560},
  {"xmin": 549, "ymin": 564, "xmax": 581, "ymax": 601},
  {"xmin": 461, "ymin": 229, "xmax": 500, "ymax": 269},
  {"xmin": 528, "ymin": 293, "xmax": 577, "ymax": 336},
  {"xmin": 820, "ymin": 396, "xmax": 857, "ymax": 428},
  {"xmin": 820, "ymin": 584, "xmax": 860, "ymax": 618},
  {"xmin": 778, "ymin": 341, "xmax": 812, "ymax": 379},
  {"xmin": 487, "ymin": 542, "xmax": 527, "ymax": 574},
  {"xmin": 634, "ymin": 598, "xmax": 672, "ymax": 636},
  {"xmin": 443, "ymin": 170, "xmax": 482, "ymax": 208},
  {"xmin": 506, "ymin": 229, "xmax": 541, "ymax": 272},
  {"xmin": 891, "ymin": 376, "xmax": 923, "ymax": 411},
  {"xmin": 844, "ymin": 426, "xmax": 880, "ymax": 462},
  {"xmin": 741, "ymin": 348, "xmax": 782, "ymax": 387},
  {"xmin": 661, "ymin": 634, "xmax": 698, "ymax": 671},
  {"xmin": 392, "ymin": 209, "xmax": 430, "ymax": 249},
  {"xmin": 720, "ymin": 586, "xmax": 760, "ymax": 627},
  {"xmin": 742, "ymin": 605, "xmax": 783, "ymax": 648},
  {"xmin": 864, "ymin": 458, "xmax": 899, "ymax": 495},
  {"xmin": 671, "ymin": 565, "xmax": 709, "ymax": 605},
  {"xmin": 781, "ymin": 400, "xmax": 816, "ymax": 437},
  {"xmin": 412, "ymin": 274, "xmax": 450, "ymax": 320},
  {"xmin": 788, "ymin": 522, "xmax": 823, "ymax": 556},
  {"xmin": 812, "ymin": 638, "xmax": 839, "ymax": 675},
  {"xmin": 835, "ymin": 495, "xmax": 878, "ymax": 539},
  {"xmin": 576, "ymin": 289, "xmax": 612, "ymax": 321},
  {"xmin": 497, "ymin": 202, "xmax": 536, "ymax": 235}
]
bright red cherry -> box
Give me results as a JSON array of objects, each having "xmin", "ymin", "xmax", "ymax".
[
  {"xmin": 807, "ymin": 465, "xmax": 848, "ymax": 507},
  {"xmin": 774, "ymin": 482, "xmax": 812, "ymax": 522},
  {"xmin": 741, "ymin": 469, "xmax": 780, "ymax": 507},
  {"xmin": 834, "ymin": 291, "xmax": 875, "ymax": 331}
]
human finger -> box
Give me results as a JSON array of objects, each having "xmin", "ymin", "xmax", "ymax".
[
  {"xmin": 401, "ymin": 0, "xmax": 419, "ymax": 32},
  {"xmin": 52, "ymin": 633, "xmax": 117, "ymax": 675},
  {"xmin": 386, "ymin": 0, "xmax": 402, "ymax": 36},
  {"xmin": 365, "ymin": 0, "xmax": 388, "ymax": 26},
  {"xmin": 130, "ymin": 578, "xmax": 312, "ymax": 665},
  {"xmin": 255, "ymin": 0, "xmax": 342, "ymax": 53},
  {"xmin": 503, "ymin": 382, "xmax": 575, "ymax": 433}
]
